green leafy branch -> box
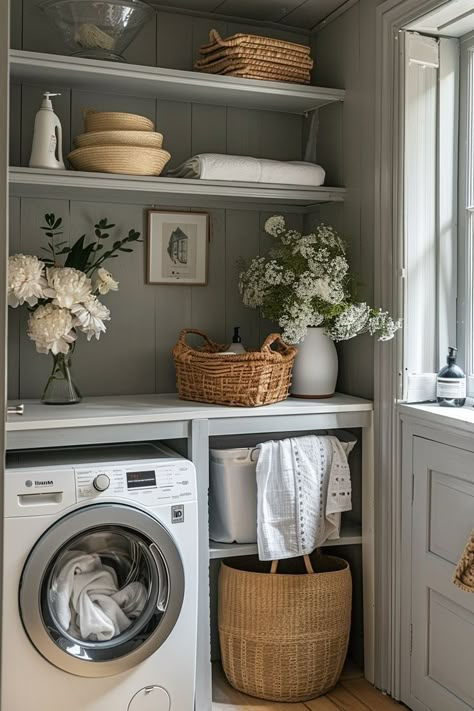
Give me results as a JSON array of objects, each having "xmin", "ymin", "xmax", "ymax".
[{"xmin": 40, "ymin": 213, "xmax": 142, "ymax": 276}]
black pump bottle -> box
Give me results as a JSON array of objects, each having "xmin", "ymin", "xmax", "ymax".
[{"xmin": 436, "ymin": 347, "xmax": 466, "ymax": 407}]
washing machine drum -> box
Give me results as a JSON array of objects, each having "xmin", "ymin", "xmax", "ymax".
[{"xmin": 19, "ymin": 503, "xmax": 185, "ymax": 677}]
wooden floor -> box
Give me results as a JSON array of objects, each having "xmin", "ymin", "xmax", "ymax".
[{"xmin": 212, "ymin": 665, "xmax": 405, "ymax": 711}]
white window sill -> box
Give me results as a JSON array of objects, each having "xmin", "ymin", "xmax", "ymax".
[{"xmin": 399, "ymin": 401, "xmax": 474, "ymax": 435}]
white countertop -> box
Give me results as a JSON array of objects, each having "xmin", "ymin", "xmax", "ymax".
[
  {"xmin": 399, "ymin": 401, "xmax": 474, "ymax": 434},
  {"xmin": 7, "ymin": 393, "xmax": 373, "ymax": 432}
]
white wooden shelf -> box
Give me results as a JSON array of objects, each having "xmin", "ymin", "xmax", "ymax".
[
  {"xmin": 209, "ymin": 523, "xmax": 363, "ymax": 559},
  {"xmin": 10, "ymin": 50, "xmax": 345, "ymax": 115},
  {"xmin": 9, "ymin": 167, "xmax": 346, "ymax": 209},
  {"xmin": 6, "ymin": 393, "xmax": 373, "ymax": 450}
]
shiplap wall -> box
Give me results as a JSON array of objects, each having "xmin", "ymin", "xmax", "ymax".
[
  {"xmin": 8, "ymin": 3, "xmax": 317, "ymax": 399},
  {"xmin": 310, "ymin": 1, "xmax": 377, "ymax": 400}
]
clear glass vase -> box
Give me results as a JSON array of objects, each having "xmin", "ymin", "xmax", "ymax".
[{"xmin": 41, "ymin": 352, "xmax": 82, "ymax": 405}]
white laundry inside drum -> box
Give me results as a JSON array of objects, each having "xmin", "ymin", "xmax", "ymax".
[{"xmin": 47, "ymin": 527, "xmax": 167, "ymax": 644}]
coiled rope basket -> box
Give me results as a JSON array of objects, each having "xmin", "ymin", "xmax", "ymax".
[{"xmin": 218, "ymin": 553, "xmax": 352, "ymax": 702}]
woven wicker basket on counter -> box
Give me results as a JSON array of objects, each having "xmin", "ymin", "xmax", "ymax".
[
  {"xmin": 173, "ymin": 329, "xmax": 297, "ymax": 407},
  {"xmin": 218, "ymin": 553, "xmax": 352, "ymax": 702}
]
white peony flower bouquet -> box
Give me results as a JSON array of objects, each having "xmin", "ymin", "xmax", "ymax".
[
  {"xmin": 239, "ymin": 216, "xmax": 401, "ymax": 345},
  {"xmin": 8, "ymin": 213, "xmax": 140, "ymax": 403}
]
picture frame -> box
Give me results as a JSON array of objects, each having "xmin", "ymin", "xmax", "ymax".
[{"xmin": 147, "ymin": 210, "xmax": 209, "ymax": 285}]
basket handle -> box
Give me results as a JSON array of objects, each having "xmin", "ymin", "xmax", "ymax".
[
  {"xmin": 209, "ymin": 29, "xmax": 225, "ymax": 46},
  {"xmin": 261, "ymin": 333, "xmax": 289, "ymax": 353},
  {"xmin": 270, "ymin": 554, "xmax": 315, "ymax": 575},
  {"xmin": 177, "ymin": 328, "xmax": 217, "ymax": 350}
]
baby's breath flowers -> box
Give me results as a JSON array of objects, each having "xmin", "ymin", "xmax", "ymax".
[{"xmin": 239, "ymin": 216, "xmax": 401, "ymax": 344}]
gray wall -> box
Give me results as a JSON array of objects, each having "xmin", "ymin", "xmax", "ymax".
[
  {"xmin": 310, "ymin": 0, "xmax": 377, "ymax": 400},
  {"xmin": 9, "ymin": 2, "xmax": 379, "ymax": 402},
  {"xmin": 8, "ymin": 4, "xmax": 314, "ymax": 399}
]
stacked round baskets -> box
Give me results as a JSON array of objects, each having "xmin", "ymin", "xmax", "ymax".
[
  {"xmin": 68, "ymin": 111, "xmax": 171, "ymax": 176},
  {"xmin": 195, "ymin": 29, "xmax": 314, "ymax": 85}
]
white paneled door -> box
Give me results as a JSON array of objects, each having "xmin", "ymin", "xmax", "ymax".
[{"xmin": 412, "ymin": 438, "xmax": 474, "ymax": 711}]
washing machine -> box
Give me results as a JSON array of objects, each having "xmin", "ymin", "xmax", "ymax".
[{"xmin": 2, "ymin": 443, "xmax": 198, "ymax": 711}]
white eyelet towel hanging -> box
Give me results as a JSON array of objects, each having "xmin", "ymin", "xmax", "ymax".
[{"xmin": 256, "ymin": 435, "xmax": 354, "ymax": 561}]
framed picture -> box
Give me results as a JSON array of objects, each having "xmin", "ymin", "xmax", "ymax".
[{"xmin": 147, "ymin": 210, "xmax": 209, "ymax": 285}]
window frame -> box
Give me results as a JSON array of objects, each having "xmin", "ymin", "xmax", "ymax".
[{"xmin": 457, "ymin": 30, "xmax": 474, "ymax": 394}]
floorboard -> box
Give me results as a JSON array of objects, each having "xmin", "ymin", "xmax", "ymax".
[
  {"xmin": 340, "ymin": 679, "xmax": 404, "ymax": 710},
  {"xmin": 212, "ymin": 665, "xmax": 406, "ymax": 711}
]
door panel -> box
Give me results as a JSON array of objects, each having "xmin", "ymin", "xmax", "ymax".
[
  {"xmin": 412, "ymin": 438, "xmax": 474, "ymax": 711},
  {"xmin": 429, "ymin": 471, "xmax": 474, "ymax": 565},
  {"xmin": 429, "ymin": 591, "xmax": 474, "ymax": 708}
]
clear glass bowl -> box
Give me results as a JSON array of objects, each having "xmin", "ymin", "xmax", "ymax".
[{"xmin": 40, "ymin": 0, "xmax": 155, "ymax": 62}]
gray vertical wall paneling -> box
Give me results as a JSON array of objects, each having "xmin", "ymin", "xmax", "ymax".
[
  {"xmin": 20, "ymin": 85, "xmax": 71, "ymax": 168},
  {"xmin": 69, "ymin": 201, "xmax": 156, "ymax": 396},
  {"xmin": 191, "ymin": 104, "xmax": 227, "ymax": 155},
  {"xmin": 225, "ymin": 209, "xmax": 260, "ymax": 349},
  {"xmin": 122, "ymin": 14, "xmax": 157, "ymax": 67},
  {"xmin": 154, "ymin": 205, "xmax": 192, "ymax": 394},
  {"xmin": 156, "ymin": 12, "xmax": 194, "ymax": 70},
  {"xmin": 226, "ymin": 108, "xmax": 263, "ymax": 157},
  {"xmin": 8, "ymin": 198, "xmax": 21, "ymax": 400},
  {"xmin": 9, "ymin": 84, "xmax": 21, "ymax": 167},
  {"xmin": 190, "ymin": 209, "xmax": 227, "ymax": 341},
  {"xmin": 313, "ymin": 5, "xmax": 375, "ymax": 400},
  {"xmin": 21, "ymin": 0, "xmax": 72, "ymax": 55},
  {"xmin": 156, "ymin": 100, "xmax": 192, "ymax": 171},
  {"xmin": 10, "ymin": 0, "xmax": 22, "ymax": 50},
  {"xmin": 259, "ymin": 110, "xmax": 303, "ymax": 161},
  {"xmin": 18, "ymin": 198, "xmax": 71, "ymax": 399}
]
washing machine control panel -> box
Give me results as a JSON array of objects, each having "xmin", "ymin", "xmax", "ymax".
[{"xmin": 75, "ymin": 460, "xmax": 196, "ymax": 504}]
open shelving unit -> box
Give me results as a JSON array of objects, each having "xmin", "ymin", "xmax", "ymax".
[
  {"xmin": 10, "ymin": 50, "xmax": 345, "ymax": 115},
  {"xmin": 7, "ymin": 38, "xmax": 358, "ymax": 711},
  {"xmin": 9, "ymin": 167, "xmax": 346, "ymax": 208},
  {"xmin": 8, "ymin": 49, "xmax": 346, "ymax": 207},
  {"xmin": 7, "ymin": 393, "xmax": 374, "ymax": 711},
  {"xmin": 209, "ymin": 521, "xmax": 363, "ymax": 560}
]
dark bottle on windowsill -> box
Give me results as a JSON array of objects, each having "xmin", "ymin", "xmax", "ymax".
[{"xmin": 436, "ymin": 346, "xmax": 466, "ymax": 408}]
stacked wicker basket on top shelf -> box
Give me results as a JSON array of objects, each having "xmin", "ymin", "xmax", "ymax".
[
  {"xmin": 194, "ymin": 29, "xmax": 314, "ymax": 85},
  {"xmin": 68, "ymin": 111, "xmax": 171, "ymax": 176}
]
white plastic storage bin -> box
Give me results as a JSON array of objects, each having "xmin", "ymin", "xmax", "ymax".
[{"xmin": 209, "ymin": 447, "xmax": 259, "ymax": 543}]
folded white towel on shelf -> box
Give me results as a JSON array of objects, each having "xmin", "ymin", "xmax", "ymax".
[
  {"xmin": 52, "ymin": 552, "xmax": 147, "ymax": 641},
  {"xmin": 256, "ymin": 435, "xmax": 354, "ymax": 561},
  {"xmin": 168, "ymin": 153, "xmax": 326, "ymax": 186}
]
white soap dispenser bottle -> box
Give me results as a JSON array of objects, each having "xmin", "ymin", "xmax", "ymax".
[{"xmin": 29, "ymin": 92, "xmax": 65, "ymax": 170}]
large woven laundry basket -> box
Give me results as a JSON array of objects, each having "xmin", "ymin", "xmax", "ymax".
[{"xmin": 218, "ymin": 553, "xmax": 352, "ymax": 702}]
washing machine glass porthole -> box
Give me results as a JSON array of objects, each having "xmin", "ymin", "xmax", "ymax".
[
  {"xmin": 39, "ymin": 525, "xmax": 170, "ymax": 662},
  {"xmin": 20, "ymin": 503, "xmax": 186, "ymax": 677}
]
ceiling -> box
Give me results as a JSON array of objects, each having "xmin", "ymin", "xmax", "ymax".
[{"xmin": 152, "ymin": 0, "xmax": 350, "ymax": 30}]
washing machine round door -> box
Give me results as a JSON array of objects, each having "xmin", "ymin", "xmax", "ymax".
[{"xmin": 19, "ymin": 503, "xmax": 185, "ymax": 677}]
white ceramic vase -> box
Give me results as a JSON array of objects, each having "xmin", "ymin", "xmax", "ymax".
[{"xmin": 291, "ymin": 327, "xmax": 338, "ymax": 399}]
